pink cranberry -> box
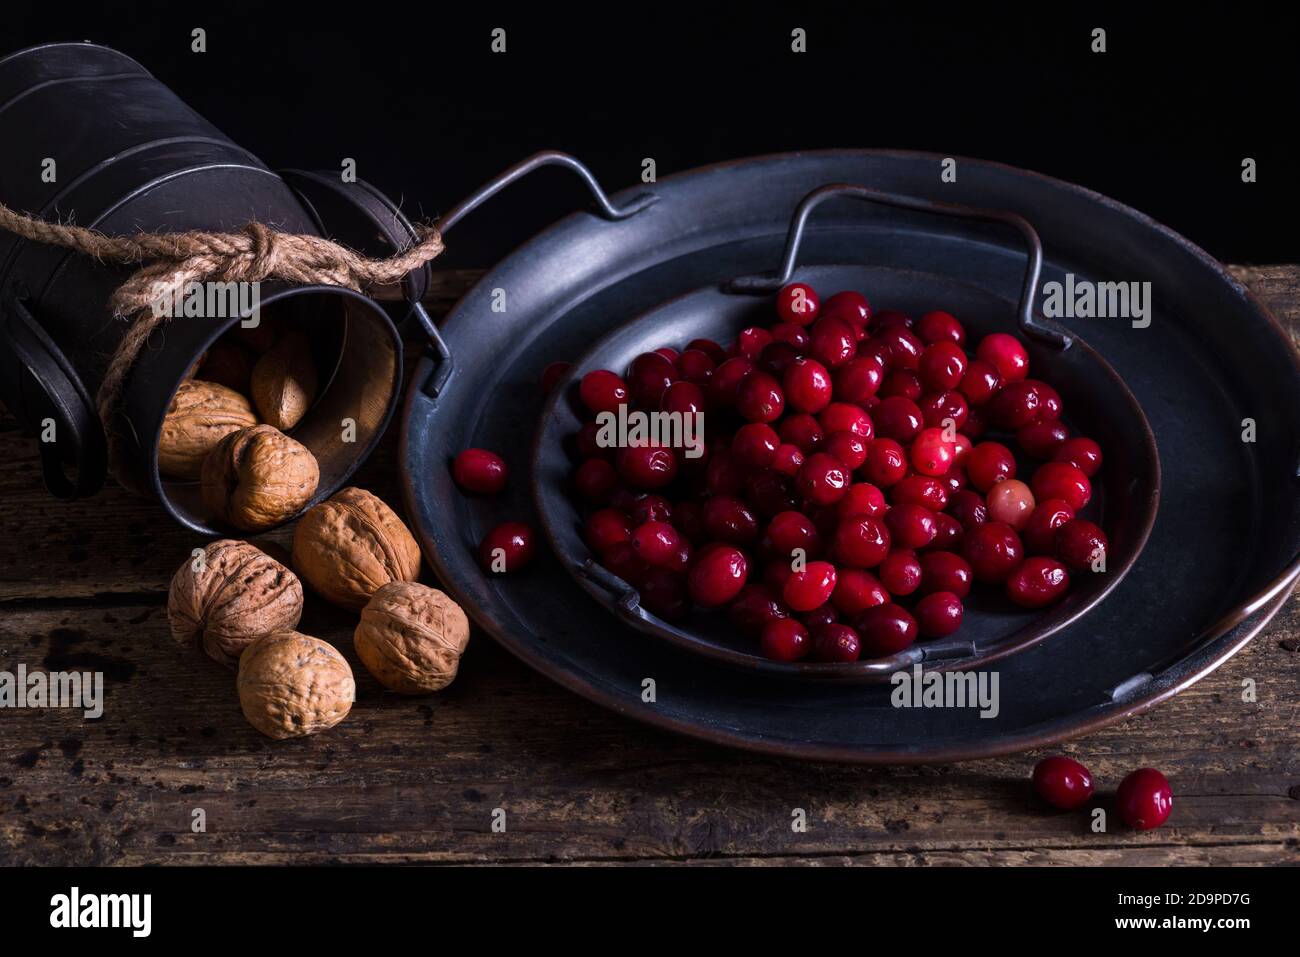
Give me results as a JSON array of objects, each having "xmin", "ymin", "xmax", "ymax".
[
  {"xmin": 915, "ymin": 310, "xmax": 965, "ymax": 345},
  {"xmin": 884, "ymin": 504, "xmax": 938, "ymax": 550},
  {"xmin": 1031, "ymin": 462, "xmax": 1092, "ymax": 511},
  {"xmin": 834, "ymin": 356, "xmax": 884, "ymax": 404},
  {"xmin": 761, "ymin": 618, "xmax": 810, "ymax": 661},
  {"xmin": 452, "ymin": 448, "xmax": 508, "ymax": 494},
  {"xmin": 573, "ymin": 457, "xmax": 619, "ymax": 503},
  {"xmin": 915, "ymin": 591, "xmax": 963, "ymax": 638},
  {"xmin": 910, "ymin": 427, "xmax": 957, "ymax": 477},
  {"xmin": 616, "ymin": 444, "xmax": 678, "ymax": 489},
  {"xmin": 853, "ymin": 603, "xmax": 918, "ymax": 656},
  {"xmin": 834, "ymin": 515, "xmax": 891, "ymax": 568},
  {"xmin": 1056, "ymin": 519, "xmax": 1108, "ymax": 571},
  {"xmin": 811, "ymin": 623, "xmax": 861, "ymax": 662},
  {"xmin": 878, "ymin": 549, "xmax": 922, "ymax": 596},
  {"xmin": 796, "ymin": 452, "xmax": 850, "ymax": 506},
  {"xmin": 1005, "ymin": 556, "xmax": 1070, "ymax": 607},
  {"xmin": 775, "ymin": 282, "xmax": 820, "ymax": 325},
  {"xmin": 831, "ymin": 568, "xmax": 890, "ymax": 615},
  {"xmin": 579, "ymin": 369, "xmax": 629, "ymax": 415},
  {"xmin": 962, "ymin": 521, "xmax": 1024, "ymax": 584},
  {"xmin": 966, "ymin": 441, "xmax": 1017, "ymax": 491},
  {"xmin": 985, "ymin": 479, "xmax": 1036, "ymax": 530},
  {"xmin": 783, "ymin": 560, "xmax": 838, "ymax": 611},
  {"xmin": 1116, "ymin": 768, "xmax": 1173, "ymax": 830},
  {"xmin": 1022, "ymin": 499, "xmax": 1076, "ymax": 554},
  {"xmin": 1032, "ymin": 756, "xmax": 1095, "ymax": 810},
  {"xmin": 687, "ymin": 544, "xmax": 749, "ymax": 607},
  {"xmin": 918, "ymin": 551, "xmax": 972, "ymax": 598},
  {"xmin": 479, "ymin": 522, "xmax": 536, "ymax": 573},
  {"xmin": 1054, "ymin": 437, "xmax": 1103, "ymax": 476},
  {"xmin": 976, "ymin": 332, "xmax": 1029, "ymax": 383}
]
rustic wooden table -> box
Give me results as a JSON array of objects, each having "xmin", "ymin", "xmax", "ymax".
[{"xmin": 1, "ymin": 266, "xmax": 1296, "ymax": 866}]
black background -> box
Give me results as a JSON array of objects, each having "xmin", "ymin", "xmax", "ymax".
[{"xmin": 4, "ymin": 2, "xmax": 1296, "ymax": 266}]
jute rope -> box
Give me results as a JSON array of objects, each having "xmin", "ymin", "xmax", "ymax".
[{"xmin": 0, "ymin": 201, "xmax": 444, "ymax": 451}]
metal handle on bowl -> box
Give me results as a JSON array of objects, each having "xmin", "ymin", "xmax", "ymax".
[
  {"xmin": 417, "ymin": 152, "xmax": 659, "ymax": 396},
  {"xmin": 578, "ymin": 559, "xmax": 643, "ymax": 616},
  {"xmin": 729, "ymin": 182, "xmax": 1070, "ymax": 349}
]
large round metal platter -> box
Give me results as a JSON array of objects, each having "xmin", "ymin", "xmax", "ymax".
[{"xmin": 401, "ymin": 150, "xmax": 1300, "ymax": 763}]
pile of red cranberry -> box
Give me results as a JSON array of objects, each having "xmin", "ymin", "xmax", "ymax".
[{"xmin": 564, "ymin": 282, "xmax": 1108, "ymax": 664}]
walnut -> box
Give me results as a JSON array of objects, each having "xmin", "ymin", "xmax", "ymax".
[
  {"xmin": 231, "ymin": 316, "xmax": 278, "ymax": 354},
  {"xmin": 167, "ymin": 540, "xmax": 303, "ymax": 667},
  {"xmin": 199, "ymin": 338, "xmax": 256, "ymax": 394},
  {"xmin": 157, "ymin": 379, "xmax": 257, "ymax": 479},
  {"xmin": 354, "ymin": 582, "xmax": 470, "ymax": 693},
  {"xmin": 201, "ymin": 424, "xmax": 320, "ymax": 531},
  {"xmin": 236, "ymin": 631, "xmax": 355, "ymax": 739},
  {"xmin": 250, "ymin": 330, "xmax": 318, "ymax": 431},
  {"xmin": 292, "ymin": 487, "xmax": 421, "ymax": 610}
]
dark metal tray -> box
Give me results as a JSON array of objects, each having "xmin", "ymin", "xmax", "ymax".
[{"xmin": 401, "ymin": 150, "xmax": 1300, "ymax": 762}]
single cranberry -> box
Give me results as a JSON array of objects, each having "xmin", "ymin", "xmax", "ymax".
[
  {"xmin": 938, "ymin": 463, "xmax": 969, "ymax": 498},
  {"xmin": 1006, "ymin": 556, "xmax": 1070, "ymax": 608},
  {"xmin": 952, "ymin": 433, "xmax": 973, "ymax": 465},
  {"xmin": 1025, "ymin": 379, "xmax": 1062, "ymax": 420},
  {"xmin": 601, "ymin": 541, "xmax": 650, "ymax": 585},
  {"xmin": 915, "ymin": 310, "xmax": 965, "ymax": 345},
  {"xmin": 616, "ymin": 443, "xmax": 678, "ymax": 489},
  {"xmin": 891, "ymin": 475, "xmax": 948, "ymax": 511},
  {"xmin": 708, "ymin": 356, "xmax": 755, "ymax": 406},
  {"xmin": 770, "ymin": 322, "xmax": 811, "ymax": 349},
  {"xmin": 729, "ymin": 584, "xmax": 790, "ymax": 636},
  {"xmin": 808, "ymin": 316, "xmax": 857, "ymax": 368},
  {"xmin": 878, "ymin": 549, "xmax": 922, "ymax": 596},
  {"xmin": 736, "ymin": 325, "xmax": 773, "ymax": 359},
  {"xmin": 821, "ymin": 290, "xmax": 872, "ymax": 331},
  {"xmin": 732, "ymin": 422, "xmax": 781, "ymax": 469},
  {"xmin": 1116, "ymin": 768, "xmax": 1173, "ymax": 830},
  {"xmin": 919, "ymin": 389, "xmax": 969, "ymax": 431},
  {"xmin": 858, "ymin": 338, "xmax": 893, "ymax": 373},
  {"xmin": 656, "ymin": 347, "xmax": 679, "ymax": 365},
  {"xmin": 918, "ymin": 551, "xmax": 973, "ymax": 598},
  {"xmin": 758, "ymin": 341, "xmax": 801, "ymax": 377},
  {"xmin": 772, "ymin": 443, "xmax": 805, "ymax": 476},
  {"xmin": 863, "ymin": 438, "xmax": 909, "ymax": 487},
  {"xmin": 874, "ymin": 396, "xmax": 924, "ymax": 442},
  {"xmin": 1017, "ymin": 420, "xmax": 1071, "ymax": 460},
  {"xmin": 918, "ymin": 340, "xmax": 968, "ymax": 392},
  {"xmin": 947, "ymin": 489, "xmax": 989, "ymax": 529},
  {"xmin": 987, "ymin": 380, "xmax": 1043, "ymax": 430},
  {"xmin": 854, "ymin": 603, "xmax": 918, "ymax": 656},
  {"xmin": 928, "ymin": 512, "xmax": 964, "ymax": 552},
  {"xmin": 834, "ymin": 515, "xmax": 891, "ymax": 568},
  {"xmin": 687, "ymin": 544, "xmax": 749, "ymax": 607},
  {"xmin": 976, "ymin": 332, "xmax": 1029, "ymax": 383},
  {"xmin": 573, "ymin": 457, "xmax": 618, "ymax": 503},
  {"xmin": 735, "ymin": 371, "xmax": 785, "ymax": 422},
  {"xmin": 626, "ymin": 352, "xmax": 676, "ymax": 407},
  {"xmin": 783, "ymin": 560, "xmax": 838, "ymax": 611},
  {"xmin": 986, "ymin": 479, "xmax": 1036, "ymax": 531},
  {"xmin": 579, "ymin": 369, "xmax": 630, "ymax": 416},
  {"xmin": 958, "ymin": 358, "xmax": 1002, "ymax": 406},
  {"xmin": 1056, "ymin": 519, "xmax": 1108, "ymax": 571},
  {"xmin": 585, "ymin": 508, "xmax": 632, "ymax": 553},
  {"xmin": 799, "ymin": 602, "xmax": 840, "ymax": 632},
  {"xmin": 1031, "ymin": 462, "xmax": 1092, "ymax": 511},
  {"xmin": 880, "ymin": 369, "xmax": 923, "ymax": 401},
  {"xmin": 761, "ymin": 618, "xmax": 810, "ymax": 661},
  {"xmin": 677, "ymin": 348, "xmax": 716, "ymax": 383},
  {"xmin": 639, "ymin": 569, "xmax": 689, "ymax": 620},
  {"xmin": 1054, "ymin": 437, "xmax": 1103, "ymax": 477},
  {"xmin": 761, "ymin": 510, "xmax": 823, "ymax": 561},
  {"xmin": 630, "ymin": 520, "xmax": 681, "ymax": 566},
  {"xmin": 541, "ymin": 361, "xmax": 570, "ymax": 393},
  {"xmin": 910, "ymin": 427, "xmax": 957, "ymax": 476},
  {"xmin": 915, "ymin": 591, "xmax": 963, "ymax": 638},
  {"xmin": 660, "ymin": 380, "xmax": 705, "ymax": 419},
  {"xmin": 1022, "ymin": 499, "xmax": 1076, "ymax": 554},
  {"xmin": 873, "ymin": 327, "xmax": 924, "ymax": 370},
  {"xmin": 966, "ymin": 441, "xmax": 1017, "ymax": 492},
  {"xmin": 1032, "ymin": 756, "xmax": 1095, "ymax": 810},
  {"xmin": 630, "ymin": 494, "xmax": 672, "ymax": 525},
  {"xmin": 837, "ymin": 482, "xmax": 888, "ymax": 520},
  {"xmin": 452, "ymin": 448, "xmax": 508, "ymax": 494},
  {"xmin": 818, "ymin": 402, "xmax": 874, "ymax": 439},
  {"xmin": 797, "ymin": 452, "xmax": 850, "ymax": 506},
  {"xmin": 872, "ymin": 309, "xmax": 913, "ymax": 331},
  {"xmin": 703, "ymin": 495, "xmax": 760, "ymax": 545},
  {"xmin": 745, "ymin": 469, "xmax": 798, "ymax": 518},
  {"xmin": 962, "ymin": 521, "xmax": 1024, "ymax": 584},
  {"xmin": 779, "ymin": 413, "xmax": 825, "ymax": 452},
  {"xmin": 665, "ymin": 540, "xmax": 693, "ymax": 573},
  {"xmin": 833, "ymin": 356, "xmax": 884, "ymax": 405},
  {"xmin": 831, "ymin": 568, "xmax": 890, "ymax": 615},
  {"xmin": 782, "ymin": 357, "xmax": 833, "ymax": 413},
  {"xmin": 812, "ymin": 623, "xmax": 862, "ymax": 663},
  {"xmin": 775, "ymin": 281, "xmax": 820, "ymax": 325},
  {"xmin": 687, "ymin": 338, "xmax": 726, "ymax": 362},
  {"xmin": 479, "ymin": 522, "xmax": 536, "ymax": 573},
  {"xmin": 825, "ymin": 430, "xmax": 868, "ymax": 471},
  {"xmin": 884, "ymin": 504, "xmax": 938, "ymax": 550}
]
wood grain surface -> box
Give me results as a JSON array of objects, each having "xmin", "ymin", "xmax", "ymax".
[{"xmin": 0, "ymin": 266, "xmax": 1296, "ymax": 866}]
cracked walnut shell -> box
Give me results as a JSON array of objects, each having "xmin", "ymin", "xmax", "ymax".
[
  {"xmin": 354, "ymin": 582, "xmax": 470, "ymax": 693},
  {"xmin": 158, "ymin": 379, "xmax": 257, "ymax": 479},
  {"xmin": 250, "ymin": 330, "xmax": 318, "ymax": 432},
  {"xmin": 237, "ymin": 631, "xmax": 355, "ymax": 739},
  {"xmin": 201, "ymin": 424, "xmax": 320, "ymax": 531},
  {"xmin": 167, "ymin": 540, "xmax": 303, "ymax": 667},
  {"xmin": 292, "ymin": 487, "xmax": 421, "ymax": 610}
]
